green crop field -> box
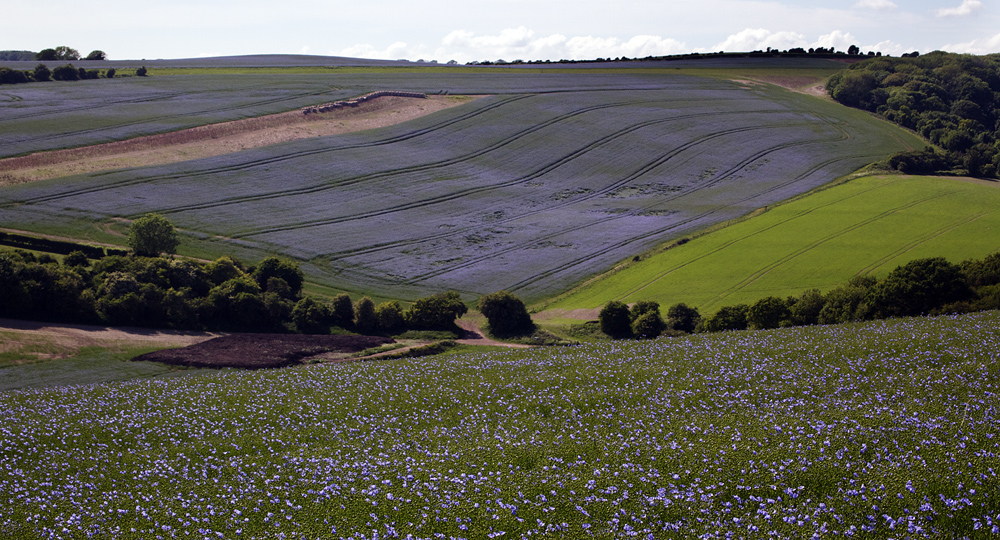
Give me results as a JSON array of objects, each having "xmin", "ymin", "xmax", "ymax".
[
  {"xmin": 1, "ymin": 310, "xmax": 998, "ymax": 538},
  {"xmin": 545, "ymin": 175, "xmax": 1000, "ymax": 314},
  {"xmin": 0, "ymin": 60, "xmax": 924, "ymax": 303}
]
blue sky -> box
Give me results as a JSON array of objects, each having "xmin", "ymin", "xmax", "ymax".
[{"xmin": 6, "ymin": 0, "xmax": 999, "ymax": 62}]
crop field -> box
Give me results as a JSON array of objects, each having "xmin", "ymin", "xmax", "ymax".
[
  {"xmin": 1, "ymin": 310, "xmax": 998, "ymax": 538},
  {"xmin": 546, "ymin": 175, "xmax": 1000, "ymax": 314},
  {"xmin": 0, "ymin": 67, "xmax": 923, "ymax": 302}
]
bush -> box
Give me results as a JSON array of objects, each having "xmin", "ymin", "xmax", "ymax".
[
  {"xmin": 869, "ymin": 257, "xmax": 972, "ymax": 318},
  {"xmin": 32, "ymin": 64, "xmax": 50, "ymax": 82},
  {"xmin": 253, "ymin": 257, "xmax": 303, "ymax": 296},
  {"xmin": 631, "ymin": 310, "xmax": 666, "ymax": 339},
  {"xmin": 51, "ymin": 64, "xmax": 80, "ymax": 81},
  {"xmin": 375, "ymin": 301, "xmax": 405, "ymax": 334},
  {"xmin": 292, "ymin": 297, "xmax": 331, "ymax": 334},
  {"xmin": 329, "ymin": 293, "xmax": 354, "ymax": 329},
  {"xmin": 354, "ymin": 297, "xmax": 378, "ymax": 334},
  {"xmin": 404, "ymin": 291, "xmax": 468, "ymax": 331},
  {"xmin": 666, "ymin": 303, "xmax": 700, "ymax": 333},
  {"xmin": 747, "ymin": 296, "xmax": 791, "ymax": 330},
  {"xmin": 478, "ymin": 290, "xmax": 535, "ymax": 337},
  {"xmin": 701, "ymin": 304, "xmax": 750, "ymax": 332},
  {"xmin": 599, "ymin": 300, "xmax": 632, "ymax": 339}
]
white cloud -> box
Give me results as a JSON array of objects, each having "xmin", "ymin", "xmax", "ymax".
[
  {"xmin": 853, "ymin": 0, "xmax": 896, "ymax": 8},
  {"xmin": 299, "ymin": 46, "xmax": 311, "ymax": 55},
  {"xmin": 812, "ymin": 30, "xmax": 859, "ymax": 51},
  {"xmin": 704, "ymin": 28, "xmax": 808, "ymax": 52},
  {"xmin": 861, "ymin": 40, "xmax": 908, "ymax": 56},
  {"xmin": 936, "ymin": 0, "xmax": 983, "ymax": 17},
  {"xmin": 944, "ymin": 32, "xmax": 1000, "ymax": 54},
  {"xmin": 342, "ymin": 28, "xmax": 688, "ymax": 63}
]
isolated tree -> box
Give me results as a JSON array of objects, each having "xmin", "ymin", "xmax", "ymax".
[
  {"xmin": 105, "ymin": 68, "xmax": 116, "ymax": 79},
  {"xmin": 354, "ymin": 297, "xmax": 378, "ymax": 334},
  {"xmin": 599, "ymin": 300, "xmax": 632, "ymax": 339},
  {"xmin": 478, "ymin": 290, "xmax": 535, "ymax": 337},
  {"xmin": 666, "ymin": 303, "xmax": 701, "ymax": 333},
  {"xmin": 127, "ymin": 213, "xmax": 179, "ymax": 257},
  {"xmin": 85, "ymin": 50, "xmax": 107, "ymax": 61},
  {"xmin": 136, "ymin": 66, "xmax": 147, "ymax": 77}
]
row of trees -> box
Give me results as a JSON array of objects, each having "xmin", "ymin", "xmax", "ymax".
[
  {"xmin": 827, "ymin": 51, "xmax": 1000, "ymax": 178},
  {"xmin": 1, "ymin": 64, "xmax": 144, "ymax": 85},
  {"xmin": 599, "ymin": 254, "xmax": 1000, "ymax": 339},
  {"xmin": 34, "ymin": 47, "xmax": 106, "ymax": 61}
]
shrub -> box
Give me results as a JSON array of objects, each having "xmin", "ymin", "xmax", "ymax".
[
  {"xmin": 701, "ymin": 304, "xmax": 750, "ymax": 332},
  {"xmin": 375, "ymin": 301, "xmax": 405, "ymax": 334},
  {"xmin": 292, "ymin": 297, "xmax": 331, "ymax": 334},
  {"xmin": 404, "ymin": 291, "xmax": 468, "ymax": 331},
  {"xmin": 478, "ymin": 291, "xmax": 535, "ymax": 337},
  {"xmin": 354, "ymin": 297, "xmax": 378, "ymax": 334},
  {"xmin": 599, "ymin": 300, "xmax": 632, "ymax": 339},
  {"xmin": 329, "ymin": 293, "xmax": 354, "ymax": 329},
  {"xmin": 747, "ymin": 296, "xmax": 791, "ymax": 330},
  {"xmin": 631, "ymin": 310, "xmax": 666, "ymax": 339},
  {"xmin": 666, "ymin": 303, "xmax": 700, "ymax": 333}
]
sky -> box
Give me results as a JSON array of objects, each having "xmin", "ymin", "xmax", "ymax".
[{"xmin": 6, "ymin": 0, "xmax": 1000, "ymax": 62}]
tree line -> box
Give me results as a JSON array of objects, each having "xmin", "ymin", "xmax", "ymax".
[
  {"xmin": 0, "ymin": 215, "xmax": 524, "ymax": 339},
  {"xmin": 599, "ymin": 253, "xmax": 1000, "ymax": 339},
  {"xmin": 826, "ymin": 51, "xmax": 1000, "ymax": 178},
  {"xmin": 0, "ymin": 47, "xmax": 148, "ymax": 85}
]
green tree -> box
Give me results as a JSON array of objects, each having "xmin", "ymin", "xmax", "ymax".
[
  {"xmin": 54, "ymin": 46, "xmax": 80, "ymax": 60},
  {"xmin": 85, "ymin": 50, "xmax": 106, "ymax": 60},
  {"xmin": 329, "ymin": 293, "xmax": 354, "ymax": 329},
  {"xmin": 35, "ymin": 49, "xmax": 58, "ymax": 61},
  {"xmin": 33, "ymin": 64, "xmax": 51, "ymax": 82},
  {"xmin": 631, "ymin": 310, "xmax": 666, "ymax": 339},
  {"xmin": 869, "ymin": 257, "xmax": 972, "ymax": 318},
  {"xmin": 252, "ymin": 257, "xmax": 303, "ymax": 296},
  {"xmin": 478, "ymin": 290, "xmax": 535, "ymax": 337},
  {"xmin": 375, "ymin": 301, "xmax": 405, "ymax": 334},
  {"xmin": 136, "ymin": 66, "xmax": 147, "ymax": 77},
  {"xmin": 599, "ymin": 300, "xmax": 632, "ymax": 339},
  {"xmin": 790, "ymin": 289, "xmax": 825, "ymax": 326},
  {"xmin": 702, "ymin": 304, "xmax": 750, "ymax": 332},
  {"xmin": 747, "ymin": 296, "xmax": 791, "ymax": 330},
  {"xmin": 404, "ymin": 291, "xmax": 468, "ymax": 331},
  {"xmin": 52, "ymin": 64, "xmax": 80, "ymax": 81},
  {"xmin": 629, "ymin": 300, "xmax": 660, "ymax": 323},
  {"xmin": 354, "ymin": 297, "xmax": 378, "ymax": 334},
  {"xmin": 292, "ymin": 297, "xmax": 331, "ymax": 334},
  {"xmin": 127, "ymin": 214, "xmax": 179, "ymax": 257},
  {"xmin": 666, "ymin": 303, "xmax": 700, "ymax": 333}
]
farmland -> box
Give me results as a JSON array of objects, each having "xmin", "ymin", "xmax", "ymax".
[
  {"xmin": 1, "ymin": 310, "xmax": 998, "ymax": 538},
  {"xmin": 0, "ymin": 60, "xmax": 924, "ymax": 302},
  {"xmin": 545, "ymin": 175, "xmax": 1000, "ymax": 314}
]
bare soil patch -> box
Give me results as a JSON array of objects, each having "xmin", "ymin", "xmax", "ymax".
[
  {"xmin": 0, "ymin": 95, "xmax": 479, "ymax": 185},
  {"xmin": 0, "ymin": 318, "xmax": 220, "ymax": 363},
  {"xmin": 133, "ymin": 333, "xmax": 393, "ymax": 369},
  {"xmin": 732, "ymin": 76, "xmax": 830, "ymax": 97}
]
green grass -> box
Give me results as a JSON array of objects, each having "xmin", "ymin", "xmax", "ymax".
[
  {"xmin": 0, "ymin": 345, "xmax": 205, "ymax": 392},
  {"xmin": 1, "ymin": 311, "xmax": 997, "ymax": 537},
  {"xmin": 544, "ymin": 175, "xmax": 1000, "ymax": 315}
]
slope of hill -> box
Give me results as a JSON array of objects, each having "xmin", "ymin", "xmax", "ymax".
[
  {"xmin": 0, "ymin": 62, "xmax": 923, "ymax": 302},
  {"xmin": 1, "ymin": 310, "xmax": 997, "ymax": 538},
  {"xmin": 543, "ymin": 174, "xmax": 1000, "ymax": 315}
]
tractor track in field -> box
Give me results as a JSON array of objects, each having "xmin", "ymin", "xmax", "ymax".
[
  {"xmin": 0, "ymin": 94, "xmax": 530, "ymax": 206},
  {"xmin": 404, "ymin": 111, "xmax": 858, "ymax": 286},
  {"xmin": 233, "ymin": 108, "xmax": 781, "ymax": 240}
]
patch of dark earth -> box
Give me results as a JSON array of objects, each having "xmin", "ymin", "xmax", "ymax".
[{"xmin": 133, "ymin": 334, "xmax": 393, "ymax": 369}]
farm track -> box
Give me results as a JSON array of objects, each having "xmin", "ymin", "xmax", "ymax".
[
  {"xmin": 235, "ymin": 108, "xmax": 777, "ymax": 240},
  {"xmin": 424, "ymin": 110, "xmax": 861, "ymax": 290},
  {"xmin": 0, "ymin": 95, "xmax": 530, "ymax": 208},
  {"xmin": 854, "ymin": 210, "xmax": 989, "ymax": 277},
  {"xmin": 500, "ymin": 132, "xmax": 886, "ymax": 294}
]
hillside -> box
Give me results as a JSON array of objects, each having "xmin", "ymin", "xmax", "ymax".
[
  {"xmin": 0, "ymin": 58, "xmax": 923, "ymax": 303},
  {"xmin": 1, "ymin": 310, "xmax": 997, "ymax": 538},
  {"xmin": 544, "ymin": 174, "xmax": 1000, "ymax": 315}
]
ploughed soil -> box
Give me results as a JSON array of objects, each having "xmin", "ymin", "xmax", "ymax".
[
  {"xmin": 0, "ymin": 94, "xmax": 479, "ymax": 185},
  {"xmin": 133, "ymin": 333, "xmax": 394, "ymax": 369}
]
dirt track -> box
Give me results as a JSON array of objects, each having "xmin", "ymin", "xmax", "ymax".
[{"xmin": 0, "ymin": 94, "xmax": 479, "ymax": 185}]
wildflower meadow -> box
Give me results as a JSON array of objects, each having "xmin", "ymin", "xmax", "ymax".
[{"xmin": 1, "ymin": 311, "xmax": 998, "ymax": 538}]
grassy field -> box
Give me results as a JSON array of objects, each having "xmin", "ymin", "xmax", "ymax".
[
  {"xmin": 543, "ymin": 175, "xmax": 1000, "ymax": 315},
  {"xmin": 1, "ymin": 310, "xmax": 997, "ymax": 538},
  {"xmin": 0, "ymin": 64, "xmax": 923, "ymax": 303}
]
